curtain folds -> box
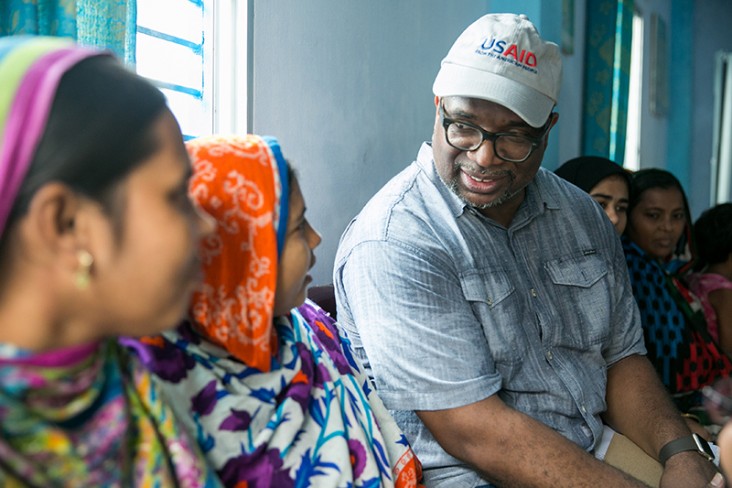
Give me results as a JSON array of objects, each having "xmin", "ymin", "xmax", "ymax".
[
  {"xmin": 581, "ymin": 0, "xmax": 633, "ymax": 163},
  {"xmin": 0, "ymin": 0, "xmax": 136, "ymax": 64}
]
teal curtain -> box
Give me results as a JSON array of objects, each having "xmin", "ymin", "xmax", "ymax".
[
  {"xmin": 666, "ymin": 0, "xmax": 693, "ymax": 191},
  {"xmin": 581, "ymin": 0, "xmax": 633, "ymax": 163},
  {"xmin": 0, "ymin": 0, "xmax": 136, "ymax": 64}
]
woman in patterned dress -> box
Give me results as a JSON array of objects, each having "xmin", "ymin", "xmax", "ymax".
[{"xmin": 622, "ymin": 168, "xmax": 732, "ymax": 431}]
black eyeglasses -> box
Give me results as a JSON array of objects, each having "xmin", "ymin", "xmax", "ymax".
[{"xmin": 440, "ymin": 102, "xmax": 553, "ymax": 163}]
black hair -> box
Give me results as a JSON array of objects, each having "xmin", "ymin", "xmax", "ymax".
[
  {"xmin": 2, "ymin": 55, "xmax": 168, "ymax": 242},
  {"xmin": 627, "ymin": 168, "xmax": 689, "ymax": 217},
  {"xmin": 694, "ymin": 203, "xmax": 732, "ymax": 268},
  {"xmin": 554, "ymin": 155, "xmax": 631, "ymax": 194},
  {"xmin": 626, "ymin": 168, "xmax": 694, "ymax": 260}
]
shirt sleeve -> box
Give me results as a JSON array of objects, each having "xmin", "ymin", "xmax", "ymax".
[
  {"xmin": 337, "ymin": 238, "xmax": 501, "ymax": 411},
  {"xmin": 602, "ymin": 232, "xmax": 647, "ymax": 366}
]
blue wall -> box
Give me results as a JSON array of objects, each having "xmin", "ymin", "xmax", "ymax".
[
  {"xmin": 690, "ymin": 0, "xmax": 732, "ymax": 217},
  {"xmin": 251, "ymin": 1, "xmax": 491, "ymax": 285},
  {"xmin": 250, "ymin": 0, "xmax": 732, "ymax": 284}
]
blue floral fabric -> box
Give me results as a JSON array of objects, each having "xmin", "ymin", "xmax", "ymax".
[{"xmin": 128, "ymin": 299, "xmax": 421, "ymax": 487}]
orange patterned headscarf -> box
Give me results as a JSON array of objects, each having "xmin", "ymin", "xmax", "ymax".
[{"xmin": 185, "ymin": 134, "xmax": 290, "ymax": 372}]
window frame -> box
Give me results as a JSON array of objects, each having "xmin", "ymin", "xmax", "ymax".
[{"xmin": 135, "ymin": 0, "xmax": 249, "ymax": 138}]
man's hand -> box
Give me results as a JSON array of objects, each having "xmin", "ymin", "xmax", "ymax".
[{"xmin": 417, "ymin": 395, "xmax": 647, "ymax": 487}]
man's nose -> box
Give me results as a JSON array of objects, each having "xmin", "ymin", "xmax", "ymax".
[{"xmin": 470, "ymin": 139, "xmax": 502, "ymax": 169}]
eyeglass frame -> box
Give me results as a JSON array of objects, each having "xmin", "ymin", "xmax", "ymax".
[{"xmin": 439, "ymin": 101, "xmax": 554, "ymax": 163}]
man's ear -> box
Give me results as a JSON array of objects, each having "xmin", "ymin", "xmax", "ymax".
[
  {"xmin": 550, "ymin": 111, "xmax": 560, "ymax": 128},
  {"xmin": 543, "ymin": 112, "xmax": 560, "ymax": 146},
  {"xmin": 20, "ymin": 183, "xmax": 86, "ymax": 267}
]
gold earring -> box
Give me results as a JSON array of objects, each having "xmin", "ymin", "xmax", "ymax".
[{"xmin": 75, "ymin": 249, "xmax": 94, "ymax": 290}]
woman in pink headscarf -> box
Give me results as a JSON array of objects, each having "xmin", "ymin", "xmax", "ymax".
[{"xmin": 0, "ymin": 36, "xmax": 218, "ymax": 487}]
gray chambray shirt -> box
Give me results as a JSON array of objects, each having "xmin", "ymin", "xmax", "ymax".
[{"xmin": 333, "ymin": 142, "xmax": 646, "ymax": 487}]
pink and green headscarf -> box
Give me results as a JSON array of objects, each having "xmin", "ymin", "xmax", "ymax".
[
  {"xmin": 0, "ymin": 36, "xmax": 222, "ymax": 487},
  {"xmin": 0, "ymin": 35, "xmax": 103, "ymax": 237}
]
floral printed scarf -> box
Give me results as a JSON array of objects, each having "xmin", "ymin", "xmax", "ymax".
[
  {"xmin": 129, "ymin": 134, "xmax": 422, "ymax": 487},
  {"xmin": 133, "ymin": 301, "xmax": 421, "ymax": 487},
  {"xmin": 0, "ymin": 340, "xmax": 220, "ymax": 487}
]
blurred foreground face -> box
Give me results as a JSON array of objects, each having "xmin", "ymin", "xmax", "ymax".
[
  {"xmin": 91, "ymin": 111, "xmax": 214, "ymax": 337},
  {"xmin": 626, "ymin": 187, "xmax": 686, "ymax": 260},
  {"xmin": 589, "ymin": 174, "xmax": 629, "ymax": 235},
  {"xmin": 704, "ymin": 379, "xmax": 732, "ymax": 476}
]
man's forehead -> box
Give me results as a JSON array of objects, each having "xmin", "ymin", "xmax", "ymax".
[{"xmin": 443, "ymin": 96, "xmax": 530, "ymax": 126}]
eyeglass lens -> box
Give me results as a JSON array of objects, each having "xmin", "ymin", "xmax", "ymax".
[{"xmin": 446, "ymin": 124, "xmax": 535, "ymax": 161}]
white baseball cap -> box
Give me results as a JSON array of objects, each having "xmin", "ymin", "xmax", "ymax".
[{"xmin": 433, "ymin": 13, "xmax": 562, "ymax": 128}]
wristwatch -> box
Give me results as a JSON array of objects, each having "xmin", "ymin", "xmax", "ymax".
[{"xmin": 658, "ymin": 434, "xmax": 715, "ymax": 465}]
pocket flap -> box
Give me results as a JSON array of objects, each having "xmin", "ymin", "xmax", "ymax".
[
  {"xmin": 460, "ymin": 269, "xmax": 515, "ymax": 307},
  {"xmin": 545, "ymin": 252, "xmax": 607, "ymax": 288}
]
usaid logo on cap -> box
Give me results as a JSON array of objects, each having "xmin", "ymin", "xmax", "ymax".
[
  {"xmin": 476, "ymin": 37, "xmax": 538, "ymax": 74},
  {"xmin": 432, "ymin": 13, "xmax": 561, "ymax": 127}
]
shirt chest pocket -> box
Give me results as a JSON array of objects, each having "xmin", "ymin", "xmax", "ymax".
[
  {"xmin": 459, "ymin": 269, "xmax": 523, "ymax": 363},
  {"xmin": 544, "ymin": 253, "xmax": 611, "ymax": 347}
]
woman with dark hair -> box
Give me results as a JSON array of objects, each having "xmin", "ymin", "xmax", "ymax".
[
  {"xmin": 688, "ymin": 203, "xmax": 732, "ymax": 354},
  {"xmin": 129, "ymin": 134, "xmax": 423, "ymax": 487},
  {"xmin": 555, "ymin": 155, "xmax": 631, "ymax": 234},
  {"xmin": 623, "ymin": 168, "xmax": 732, "ymax": 428},
  {"xmin": 0, "ymin": 36, "xmax": 219, "ymax": 486}
]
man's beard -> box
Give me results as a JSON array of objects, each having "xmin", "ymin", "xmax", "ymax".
[{"xmin": 448, "ymin": 164, "xmax": 519, "ymax": 210}]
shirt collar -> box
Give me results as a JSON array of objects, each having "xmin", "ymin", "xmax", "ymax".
[
  {"xmin": 416, "ymin": 142, "xmax": 467, "ymax": 218},
  {"xmin": 526, "ymin": 168, "xmax": 562, "ymax": 213}
]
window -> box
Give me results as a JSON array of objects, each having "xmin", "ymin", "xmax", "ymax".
[
  {"xmin": 623, "ymin": 9, "xmax": 644, "ymax": 171},
  {"xmin": 136, "ymin": 0, "xmax": 248, "ymax": 139},
  {"xmin": 712, "ymin": 52, "xmax": 732, "ymax": 204}
]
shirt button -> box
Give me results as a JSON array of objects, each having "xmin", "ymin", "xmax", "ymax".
[
  {"xmin": 545, "ymin": 350, "xmax": 553, "ymax": 360},
  {"xmin": 530, "ymin": 288, "xmax": 538, "ymax": 297},
  {"xmin": 580, "ymin": 404, "xmax": 587, "ymax": 413}
]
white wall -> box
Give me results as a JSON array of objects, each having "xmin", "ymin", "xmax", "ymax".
[{"xmin": 250, "ymin": 1, "xmax": 490, "ymax": 285}]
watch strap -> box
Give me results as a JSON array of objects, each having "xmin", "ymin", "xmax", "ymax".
[{"xmin": 659, "ymin": 434, "xmax": 715, "ymax": 465}]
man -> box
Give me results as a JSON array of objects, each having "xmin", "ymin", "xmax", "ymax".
[{"xmin": 334, "ymin": 13, "xmax": 722, "ymax": 487}]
